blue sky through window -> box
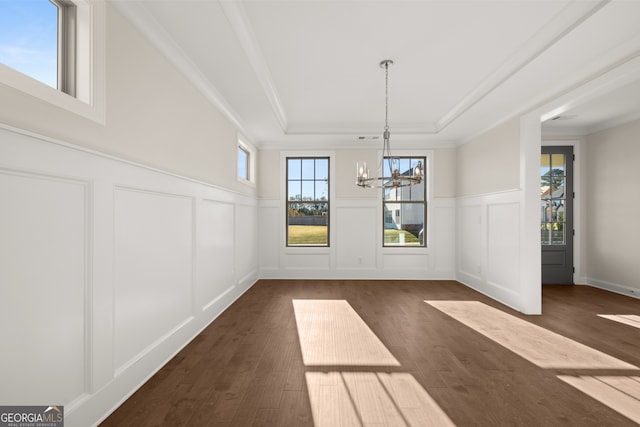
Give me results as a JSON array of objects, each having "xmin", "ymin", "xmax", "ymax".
[{"xmin": 0, "ymin": 0, "xmax": 58, "ymax": 88}]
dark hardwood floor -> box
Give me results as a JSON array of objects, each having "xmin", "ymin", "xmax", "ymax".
[{"xmin": 101, "ymin": 280, "xmax": 640, "ymax": 426}]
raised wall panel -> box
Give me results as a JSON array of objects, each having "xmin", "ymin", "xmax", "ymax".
[
  {"xmin": 433, "ymin": 199, "xmax": 456, "ymax": 275},
  {"xmin": 384, "ymin": 253, "xmax": 430, "ymax": 271},
  {"xmin": 283, "ymin": 253, "xmax": 331, "ymax": 270},
  {"xmin": 258, "ymin": 204, "xmax": 280, "ymax": 271},
  {"xmin": 487, "ymin": 202, "xmax": 520, "ymax": 291},
  {"xmin": 335, "ymin": 207, "xmax": 377, "ymax": 269},
  {"xmin": 237, "ymin": 203, "xmax": 258, "ymax": 282},
  {"xmin": 113, "ymin": 187, "xmax": 194, "ymax": 373},
  {"xmin": 198, "ymin": 199, "xmax": 235, "ymax": 311},
  {"xmin": 459, "ymin": 205, "xmax": 482, "ymax": 278},
  {"xmin": 0, "ymin": 170, "xmax": 88, "ymax": 405}
]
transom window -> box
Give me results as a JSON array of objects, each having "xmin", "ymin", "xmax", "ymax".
[
  {"xmin": 383, "ymin": 156, "xmax": 426, "ymax": 247},
  {"xmin": 238, "ymin": 145, "xmax": 250, "ymax": 181},
  {"xmin": 0, "ymin": 0, "xmax": 76, "ymax": 94},
  {"xmin": 286, "ymin": 157, "xmax": 329, "ymax": 247}
]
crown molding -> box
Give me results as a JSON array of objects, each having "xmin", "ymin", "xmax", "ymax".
[
  {"xmin": 219, "ymin": 0, "xmax": 289, "ymax": 132},
  {"xmin": 111, "ymin": 1, "xmax": 258, "ymax": 146}
]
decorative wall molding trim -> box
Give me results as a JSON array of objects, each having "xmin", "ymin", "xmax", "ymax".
[{"xmin": 219, "ymin": 1, "xmax": 288, "ymax": 132}]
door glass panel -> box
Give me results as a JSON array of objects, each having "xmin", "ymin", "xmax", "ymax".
[{"xmin": 540, "ymin": 153, "xmax": 567, "ymax": 246}]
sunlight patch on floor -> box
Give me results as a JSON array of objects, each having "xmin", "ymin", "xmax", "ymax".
[
  {"xmin": 305, "ymin": 372, "xmax": 454, "ymax": 427},
  {"xmin": 425, "ymin": 301, "xmax": 637, "ymax": 370},
  {"xmin": 598, "ymin": 314, "xmax": 640, "ymax": 329},
  {"xmin": 558, "ymin": 375, "xmax": 640, "ymax": 423},
  {"xmin": 292, "ymin": 299, "xmax": 400, "ymax": 366}
]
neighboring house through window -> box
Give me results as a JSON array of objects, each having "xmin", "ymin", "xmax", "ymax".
[{"xmin": 383, "ymin": 156, "xmax": 426, "ymax": 247}]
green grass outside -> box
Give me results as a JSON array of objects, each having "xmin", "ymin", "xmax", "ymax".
[
  {"xmin": 288, "ymin": 225, "xmax": 328, "ymax": 245},
  {"xmin": 384, "ymin": 229, "xmax": 420, "ymax": 245},
  {"xmin": 287, "ymin": 225, "xmax": 420, "ymax": 246}
]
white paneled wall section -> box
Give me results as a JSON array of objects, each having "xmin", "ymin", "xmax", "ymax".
[
  {"xmin": 456, "ymin": 190, "xmax": 523, "ymax": 311},
  {"xmin": 258, "ymin": 150, "xmax": 456, "ymax": 280},
  {"xmin": 0, "ymin": 126, "xmax": 258, "ymax": 427}
]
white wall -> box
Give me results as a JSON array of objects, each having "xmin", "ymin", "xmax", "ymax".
[
  {"xmin": 583, "ymin": 118, "xmax": 640, "ymax": 297},
  {"xmin": 0, "ymin": 4, "xmax": 258, "ymax": 426},
  {"xmin": 0, "ymin": 127, "xmax": 258, "ymax": 426},
  {"xmin": 455, "ymin": 118, "xmax": 536, "ymax": 312},
  {"xmin": 258, "ymin": 148, "xmax": 456, "ymax": 279}
]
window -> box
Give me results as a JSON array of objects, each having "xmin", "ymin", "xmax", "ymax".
[
  {"xmin": 0, "ymin": 0, "xmax": 75, "ymax": 93},
  {"xmin": 286, "ymin": 157, "xmax": 329, "ymax": 246},
  {"xmin": 383, "ymin": 156, "xmax": 426, "ymax": 247},
  {"xmin": 0, "ymin": 0, "xmax": 105, "ymax": 123},
  {"xmin": 238, "ymin": 145, "xmax": 249, "ymax": 181}
]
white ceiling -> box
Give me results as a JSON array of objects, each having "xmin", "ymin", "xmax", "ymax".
[{"xmin": 113, "ymin": 0, "xmax": 640, "ymax": 148}]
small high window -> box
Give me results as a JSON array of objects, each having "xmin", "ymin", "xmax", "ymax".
[
  {"xmin": 238, "ymin": 145, "xmax": 250, "ymax": 181},
  {"xmin": 286, "ymin": 157, "xmax": 330, "ymax": 246},
  {"xmin": 0, "ymin": 0, "xmax": 76, "ymax": 94}
]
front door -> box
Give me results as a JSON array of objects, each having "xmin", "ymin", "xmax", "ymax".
[{"xmin": 541, "ymin": 146, "xmax": 574, "ymax": 284}]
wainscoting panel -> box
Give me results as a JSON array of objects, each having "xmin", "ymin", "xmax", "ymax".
[
  {"xmin": 114, "ymin": 187, "xmax": 194, "ymax": 373},
  {"xmin": 236, "ymin": 203, "xmax": 259, "ymax": 285},
  {"xmin": 198, "ymin": 199, "xmax": 235, "ymax": 311},
  {"xmin": 0, "ymin": 169, "xmax": 88, "ymax": 406},
  {"xmin": 456, "ymin": 191, "xmax": 523, "ymax": 311},
  {"xmin": 487, "ymin": 202, "xmax": 520, "ymax": 293},
  {"xmin": 384, "ymin": 252, "xmax": 430, "ymax": 272},
  {"xmin": 0, "ymin": 125, "xmax": 258, "ymax": 427},
  {"xmin": 335, "ymin": 206, "xmax": 377, "ymax": 270},
  {"xmin": 459, "ymin": 204, "xmax": 483, "ymax": 279},
  {"xmin": 432, "ymin": 198, "xmax": 456, "ymax": 276},
  {"xmin": 258, "ymin": 202, "xmax": 280, "ymax": 273}
]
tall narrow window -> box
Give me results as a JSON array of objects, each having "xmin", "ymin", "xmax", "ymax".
[
  {"xmin": 238, "ymin": 145, "xmax": 249, "ymax": 181},
  {"xmin": 286, "ymin": 157, "xmax": 329, "ymax": 246},
  {"xmin": 0, "ymin": 0, "xmax": 75, "ymax": 94},
  {"xmin": 383, "ymin": 156, "xmax": 426, "ymax": 247}
]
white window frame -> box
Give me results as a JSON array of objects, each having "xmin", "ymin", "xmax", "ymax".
[{"xmin": 0, "ymin": 0, "xmax": 105, "ymax": 123}]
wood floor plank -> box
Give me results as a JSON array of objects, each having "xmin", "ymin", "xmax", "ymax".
[{"xmin": 101, "ymin": 280, "xmax": 640, "ymax": 427}]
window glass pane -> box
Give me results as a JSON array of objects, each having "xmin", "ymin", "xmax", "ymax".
[
  {"xmin": 540, "ymin": 223, "xmax": 550, "ymax": 245},
  {"xmin": 540, "ymin": 154, "xmax": 550, "ymax": 177},
  {"xmin": 288, "ymin": 181, "xmax": 300, "ymax": 201},
  {"xmin": 301, "ymin": 159, "xmax": 315, "ymax": 179},
  {"xmin": 551, "ymin": 154, "xmax": 565, "ymax": 175},
  {"xmin": 0, "ymin": 0, "xmax": 58, "ymax": 88},
  {"xmin": 315, "ymin": 181, "xmax": 328, "ymax": 200},
  {"xmin": 287, "ymin": 202, "xmax": 328, "ymax": 245},
  {"xmin": 551, "ymin": 224, "xmax": 565, "ymax": 245},
  {"xmin": 315, "ymin": 158, "xmax": 328, "ymax": 180},
  {"xmin": 238, "ymin": 147, "xmax": 248, "ymax": 180},
  {"xmin": 288, "ymin": 159, "xmax": 301, "ymax": 180},
  {"xmin": 301, "ymin": 180, "xmax": 314, "ymax": 200},
  {"xmin": 398, "ymin": 158, "xmax": 410, "ymax": 176},
  {"xmin": 383, "ymin": 203, "xmax": 424, "ymax": 246}
]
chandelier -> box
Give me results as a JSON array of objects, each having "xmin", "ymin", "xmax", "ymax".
[{"xmin": 356, "ymin": 59, "xmax": 422, "ymax": 189}]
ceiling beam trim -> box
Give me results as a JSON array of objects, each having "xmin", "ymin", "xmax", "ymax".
[
  {"xmin": 435, "ymin": 0, "xmax": 611, "ymax": 134},
  {"xmin": 219, "ymin": 0, "xmax": 289, "ymax": 133}
]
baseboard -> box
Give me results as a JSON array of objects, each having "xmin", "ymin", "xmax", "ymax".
[{"xmin": 579, "ymin": 278, "xmax": 640, "ymax": 299}]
